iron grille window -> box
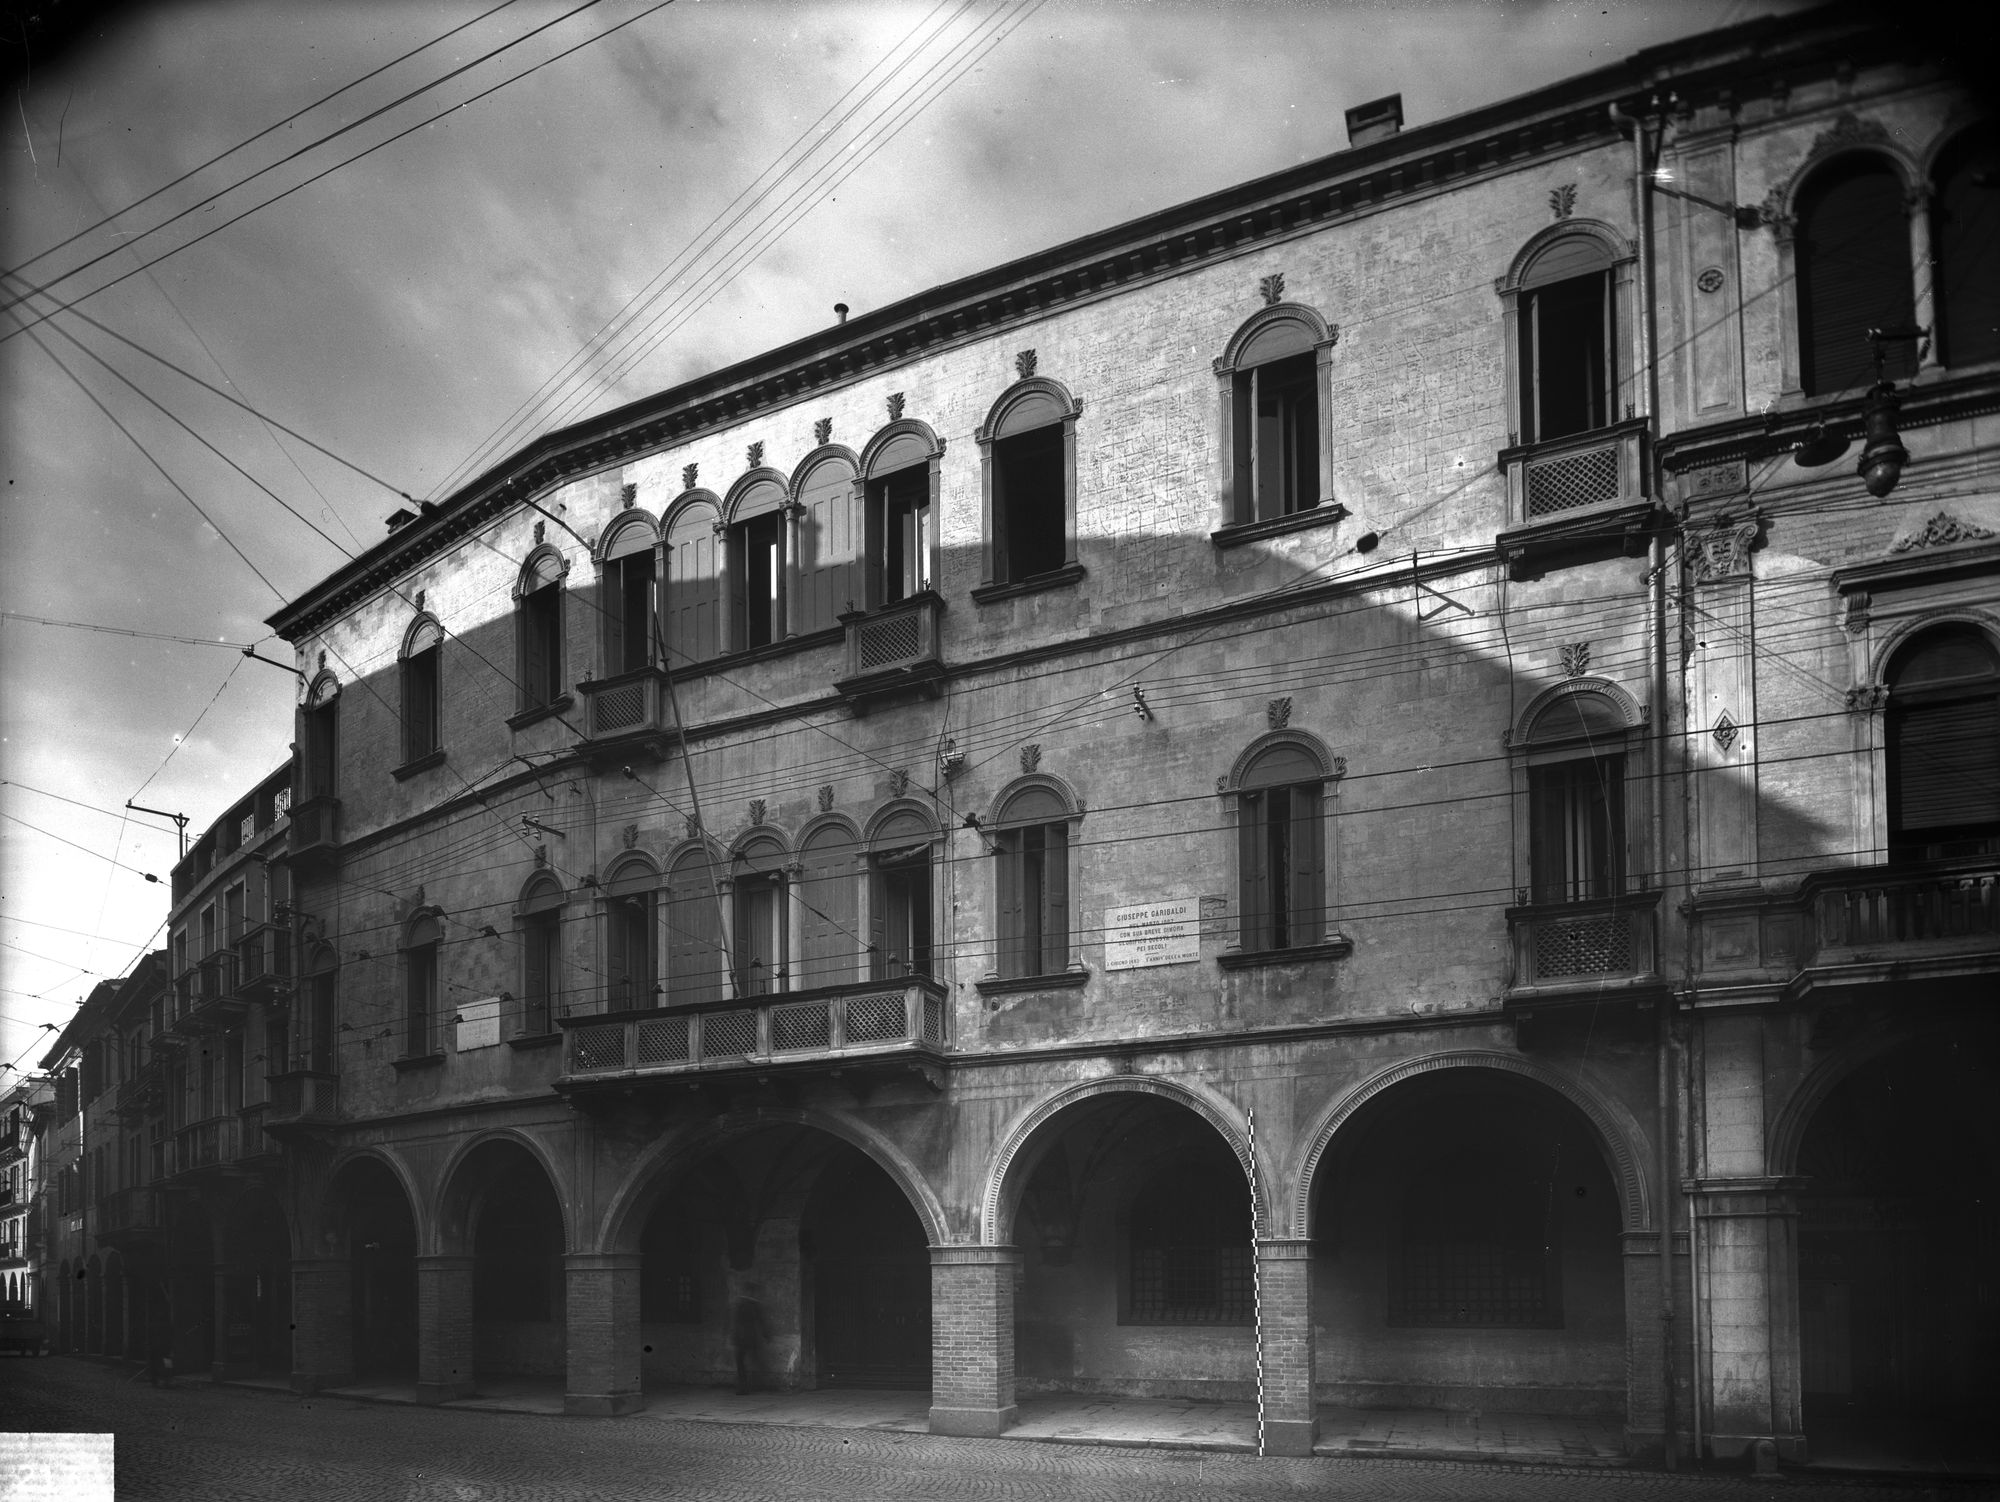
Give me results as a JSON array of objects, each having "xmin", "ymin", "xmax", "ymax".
[
  {"xmin": 1126, "ymin": 1171, "xmax": 1254, "ymax": 1324},
  {"xmin": 1392, "ymin": 1151, "xmax": 1560, "ymax": 1328}
]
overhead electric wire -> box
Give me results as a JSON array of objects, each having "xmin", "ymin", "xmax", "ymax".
[{"xmin": 0, "ymin": 613, "xmax": 258, "ymax": 649}]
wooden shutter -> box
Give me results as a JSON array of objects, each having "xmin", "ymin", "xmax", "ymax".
[
  {"xmin": 1231, "ymin": 373, "xmax": 1254, "ymax": 525},
  {"xmin": 1040, "ymin": 823, "xmax": 1070, "ymax": 976},
  {"xmin": 796, "ymin": 457, "xmax": 857, "ymax": 633},
  {"xmin": 665, "ymin": 856, "xmax": 725, "ymax": 1006},
  {"xmin": 1288, "ymin": 784, "xmax": 1324, "ymax": 945},
  {"xmin": 799, "ymin": 828, "xmax": 858, "ymax": 988},
  {"xmin": 1936, "ymin": 128, "xmax": 2000, "ymax": 368},
  {"xmin": 1893, "ymin": 697, "xmax": 2000, "ymax": 832},
  {"xmin": 1798, "ymin": 162, "xmax": 1916, "ymax": 397},
  {"xmin": 1239, "ymin": 791, "xmax": 1272, "ymax": 950},
  {"xmin": 996, "ymin": 832, "xmax": 1023, "ymax": 979},
  {"xmin": 1528, "ymin": 765, "xmax": 1572, "ymax": 905}
]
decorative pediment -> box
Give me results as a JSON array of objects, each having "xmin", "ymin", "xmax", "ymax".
[{"xmin": 1890, "ymin": 511, "xmax": 1996, "ymax": 553}]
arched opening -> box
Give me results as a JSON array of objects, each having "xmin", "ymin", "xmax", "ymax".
[
  {"xmin": 1795, "ymin": 156, "xmax": 1917, "ymax": 397},
  {"xmin": 223, "ymin": 1192, "xmax": 293, "ymax": 1377},
  {"xmin": 1795, "ymin": 1035, "xmax": 2000, "ymax": 1464},
  {"xmin": 449, "ymin": 1138, "xmax": 567, "ymax": 1384},
  {"xmin": 330, "ymin": 1157, "xmax": 417, "ymax": 1379},
  {"xmin": 630, "ymin": 1124, "xmax": 932, "ymax": 1397},
  {"xmin": 1310, "ymin": 1070, "xmax": 1627, "ymax": 1432},
  {"xmin": 1883, "ymin": 624, "xmax": 2000, "ymax": 862},
  {"xmin": 1004, "ymin": 1091, "xmax": 1253, "ymax": 1405},
  {"xmin": 1930, "ymin": 124, "xmax": 1999, "ymax": 371}
]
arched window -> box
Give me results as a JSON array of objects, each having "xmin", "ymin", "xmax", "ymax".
[
  {"xmin": 303, "ymin": 946, "xmax": 337, "ymax": 1072},
  {"xmin": 867, "ymin": 805, "xmax": 937, "ymax": 980},
  {"xmin": 1886, "ymin": 625, "xmax": 2000, "ymax": 862},
  {"xmin": 515, "ymin": 547, "xmax": 566, "ymax": 714},
  {"xmin": 663, "ymin": 496, "xmax": 722, "ymax": 667},
  {"xmin": 976, "ymin": 377, "xmax": 1081, "ymax": 589},
  {"xmin": 1931, "ymin": 126, "xmax": 2000, "ymax": 370},
  {"xmin": 1796, "ymin": 157, "xmax": 1916, "ymax": 396},
  {"xmin": 1522, "ymin": 688, "xmax": 1631, "ymax": 904},
  {"xmin": 665, "ymin": 845, "xmax": 726, "ymax": 1006},
  {"xmin": 791, "ymin": 448, "xmax": 860, "ymax": 635},
  {"xmin": 403, "ymin": 913, "xmax": 442, "ymax": 1058},
  {"xmin": 301, "ymin": 673, "xmax": 339, "ymax": 803},
  {"xmin": 1124, "ymin": 1152, "xmax": 1252, "ymax": 1325},
  {"xmin": 989, "ymin": 779, "xmax": 1079, "ymax": 979},
  {"xmin": 399, "ymin": 616, "xmax": 444, "ymax": 767},
  {"xmin": 518, "ymin": 875, "xmax": 564, "ymax": 1035},
  {"xmin": 604, "ymin": 856, "xmax": 659, "ymax": 1011},
  {"xmin": 1235, "ymin": 740, "xmax": 1327, "ymax": 952},
  {"xmin": 724, "ymin": 471, "xmax": 789, "ymax": 651},
  {"xmin": 600, "ymin": 517, "xmax": 658, "ymax": 678},
  {"xmin": 732, "ymin": 833, "xmax": 789, "ymax": 996},
  {"xmin": 1516, "ymin": 234, "xmax": 1616, "ymax": 445},
  {"xmin": 796, "ymin": 820, "xmax": 861, "ymax": 989},
  {"xmin": 858, "ymin": 421, "xmax": 942, "ymax": 607},
  {"xmin": 1215, "ymin": 304, "xmax": 1334, "ymax": 526}
]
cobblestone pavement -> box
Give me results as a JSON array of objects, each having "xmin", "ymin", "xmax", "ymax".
[{"xmin": 3, "ymin": 1358, "xmax": 1992, "ymax": 1502}]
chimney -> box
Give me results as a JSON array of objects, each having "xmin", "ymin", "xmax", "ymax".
[
  {"xmin": 834, "ymin": 303, "xmax": 849, "ymax": 325},
  {"xmin": 1345, "ymin": 93, "xmax": 1403, "ymax": 148},
  {"xmin": 385, "ymin": 507, "xmax": 417, "ymax": 533}
]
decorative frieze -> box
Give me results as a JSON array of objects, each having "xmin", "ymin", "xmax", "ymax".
[
  {"xmin": 1845, "ymin": 683, "xmax": 1888, "ymax": 714},
  {"xmin": 1889, "ymin": 511, "xmax": 1995, "ymax": 553}
]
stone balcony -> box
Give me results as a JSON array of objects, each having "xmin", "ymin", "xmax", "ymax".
[
  {"xmin": 289, "ymin": 794, "xmax": 341, "ymax": 871},
  {"xmin": 1690, "ymin": 856, "xmax": 2000, "ymax": 1004},
  {"xmin": 1495, "ymin": 419, "xmax": 1655, "ymax": 580},
  {"xmin": 1504, "ymin": 890, "xmax": 1666, "ymax": 1023},
  {"xmin": 556, "ymin": 976, "xmax": 950, "ymax": 1102},
  {"xmin": 575, "ymin": 665, "xmax": 678, "ymax": 763},
  {"xmin": 263, "ymin": 1070, "xmax": 341, "ymax": 1139},
  {"xmin": 835, "ymin": 593, "xmax": 946, "ymax": 708}
]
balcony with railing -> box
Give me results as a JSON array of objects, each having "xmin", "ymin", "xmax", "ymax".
[
  {"xmin": 558, "ymin": 976, "xmax": 949, "ymax": 1099},
  {"xmin": 0, "ymin": 1123, "xmax": 21, "ymax": 1163},
  {"xmin": 1691, "ymin": 856, "xmax": 2000, "ymax": 1001},
  {"xmin": 171, "ymin": 952, "xmax": 248, "ymax": 1035},
  {"xmin": 289, "ymin": 794, "xmax": 340, "ymax": 870},
  {"xmin": 569, "ymin": 665, "xmax": 677, "ymax": 764},
  {"xmin": 835, "ymin": 592, "xmax": 946, "ymax": 706},
  {"xmin": 97, "ymin": 1186, "xmax": 163, "ymax": 1239},
  {"xmin": 1496, "ymin": 419, "xmax": 1654, "ymax": 579},
  {"xmin": 165, "ymin": 1113, "xmax": 269, "ymax": 1178},
  {"xmin": 235, "ymin": 919, "xmax": 293, "ymax": 1000},
  {"xmin": 1505, "ymin": 890, "xmax": 1665, "ymax": 1011},
  {"xmin": 263, "ymin": 1071, "xmax": 340, "ymax": 1137}
]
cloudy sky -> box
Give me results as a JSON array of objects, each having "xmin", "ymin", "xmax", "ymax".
[{"xmin": 0, "ymin": 0, "xmax": 1805, "ymax": 1070}]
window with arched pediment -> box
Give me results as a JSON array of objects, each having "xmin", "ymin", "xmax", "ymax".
[
  {"xmin": 604, "ymin": 855, "xmax": 659, "ymax": 1011},
  {"xmin": 1515, "ymin": 232, "xmax": 1619, "ymax": 445},
  {"xmin": 599, "ymin": 515, "xmax": 658, "ymax": 677},
  {"xmin": 988, "ymin": 778, "xmax": 1081, "ymax": 979},
  {"xmin": 403, "ymin": 912, "xmax": 442, "ymax": 1059},
  {"xmin": 301, "ymin": 672, "xmax": 339, "ymax": 803},
  {"xmin": 796, "ymin": 819, "xmax": 861, "ymax": 989},
  {"xmin": 976, "ymin": 377, "xmax": 1082, "ymax": 591},
  {"xmin": 1885, "ymin": 624, "xmax": 2000, "ymax": 862},
  {"xmin": 1233, "ymin": 739, "xmax": 1329, "ymax": 953},
  {"xmin": 791, "ymin": 449, "xmax": 860, "ymax": 634},
  {"xmin": 663, "ymin": 496, "xmax": 721, "ymax": 667},
  {"xmin": 1796, "ymin": 155, "xmax": 1917, "ymax": 397},
  {"xmin": 1931, "ymin": 125, "xmax": 1999, "ymax": 370},
  {"xmin": 517, "ymin": 875, "xmax": 564, "ymax": 1035},
  {"xmin": 868, "ymin": 804, "xmax": 939, "ymax": 980},
  {"xmin": 665, "ymin": 844, "xmax": 726, "ymax": 1006},
  {"xmin": 1215, "ymin": 303, "xmax": 1336, "ymax": 527},
  {"xmin": 732, "ymin": 833, "xmax": 789, "ymax": 996},
  {"xmin": 515, "ymin": 547, "xmax": 566, "ymax": 714},
  {"xmin": 399, "ymin": 615, "xmax": 444, "ymax": 767},
  {"xmin": 859, "ymin": 420, "xmax": 942, "ymax": 608},
  {"xmin": 724, "ymin": 470, "xmax": 789, "ymax": 651},
  {"xmin": 1518, "ymin": 686, "xmax": 1637, "ymax": 904}
]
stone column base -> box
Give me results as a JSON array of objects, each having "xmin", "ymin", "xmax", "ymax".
[
  {"xmin": 1708, "ymin": 1430, "xmax": 1807, "ymax": 1464},
  {"xmin": 928, "ymin": 1403, "xmax": 1018, "ymax": 1437},
  {"xmin": 566, "ymin": 1391, "xmax": 646, "ymax": 1417},
  {"xmin": 416, "ymin": 1379, "xmax": 475, "ymax": 1405},
  {"xmin": 1260, "ymin": 1416, "xmax": 1317, "ymax": 1457}
]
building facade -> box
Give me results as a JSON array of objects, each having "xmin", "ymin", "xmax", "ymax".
[{"xmin": 246, "ymin": 7, "xmax": 1993, "ymax": 1467}]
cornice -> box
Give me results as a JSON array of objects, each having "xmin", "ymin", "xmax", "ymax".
[
  {"xmin": 266, "ymin": 9, "xmax": 1890, "ymax": 645},
  {"xmin": 1658, "ymin": 368, "xmax": 2000, "ymax": 475}
]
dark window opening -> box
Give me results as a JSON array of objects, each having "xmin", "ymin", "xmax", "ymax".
[
  {"xmin": 303, "ymin": 701, "xmax": 337, "ymax": 801},
  {"xmin": 867, "ymin": 468, "xmax": 932, "ymax": 606},
  {"xmin": 1887, "ymin": 626, "xmax": 2000, "ymax": 862},
  {"xmin": 993, "ymin": 425, "xmax": 1066, "ymax": 583},
  {"xmin": 1529, "ymin": 757, "xmax": 1625, "ymax": 904},
  {"xmin": 307, "ymin": 969, "xmax": 335, "ymax": 1072},
  {"xmin": 521, "ymin": 908, "xmax": 560, "ymax": 1034},
  {"xmin": 733, "ymin": 873, "xmax": 786, "ymax": 996},
  {"xmin": 404, "ymin": 937, "xmax": 437, "ymax": 1057},
  {"xmin": 1238, "ymin": 781, "xmax": 1324, "ymax": 951},
  {"xmin": 519, "ymin": 582, "xmax": 563, "ymax": 709},
  {"xmin": 1232, "ymin": 351, "xmax": 1319, "ymax": 521},
  {"xmin": 872, "ymin": 848, "xmax": 933, "ymax": 979},
  {"xmin": 1521, "ymin": 271, "xmax": 1612, "ymax": 444},
  {"xmin": 1933, "ymin": 127, "xmax": 2000, "ymax": 370},
  {"xmin": 400, "ymin": 645, "xmax": 440, "ymax": 763},
  {"xmin": 607, "ymin": 891, "xmax": 656, "ymax": 1011},
  {"xmin": 1127, "ymin": 1167, "xmax": 1253, "ymax": 1324},
  {"xmin": 473, "ymin": 1189, "xmax": 558, "ymax": 1323},
  {"xmin": 1392, "ymin": 1148, "xmax": 1560, "ymax": 1328},
  {"xmin": 996, "ymin": 823, "xmax": 1068, "ymax": 978},
  {"xmin": 1797, "ymin": 159, "xmax": 1917, "ymax": 397},
  {"xmin": 732, "ymin": 510, "xmax": 784, "ymax": 649},
  {"xmin": 640, "ymin": 1216, "xmax": 701, "ymax": 1324},
  {"xmin": 605, "ymin": 550, "xmax": 656, "ymax": 676}
]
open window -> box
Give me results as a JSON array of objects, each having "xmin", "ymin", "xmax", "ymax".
[
  {"xmin": 859, "ymin": 422, "xmax": 940, "ymax": 608},
  {"xmin": 604, "ymin": 856, "xmax": 659, "ymax": 1011},
  {"xmin": 515, "ymin": 547, "xmax": 566, "ymax": 713},
  {"xmin": 399, "ymin": 616, "xmax": 443, "ymax": 766},
  {"xmin": 1517, "ymin": 237, "xmax": 1616, "ymax": 444},
  {"xmin": 1236, "ymin": 742, "xmax": 1326, "ymax": 952},
  {"xmin": 977, "ymin": 377, "xmax": 1081, "ymax": 591},
  {"xmin": 1886, "ymin": 625, "xmax": 2000, "ymax": 862},
  {"xmin": 989, "ymin": 779, "xmax": 1079, "ymax": 980},
  {"xmin": 518, "ymin": 875, "xmax": 563, "ymax": 1034},
  {"xmin": 1215, "ymin": 304, "xmax": 1334, "ymax": 527},
  {"xmin": 1931, "ymin": 125, "xmax": 2000, "ymax": 370},
  {"xmin": 600, "ymin": 519, "xmax": 658, "ymax": 677},
  {"xmin": 732, "ymin": 833, "xmax": 789, "ymax": 996},
  {"xmin": 1518, "ymin": 688, "xmax": 1634, "ymax": 905},
  {"xmin": 867, "ymin": 805, "xmax": 937, "ymax": 980},
  {"xmin": 725, "ymin": 473, "xmax": 788, "ymax": 651},
  {"xmin": 403, "ymin": 913, "xmax": 441, "ymax": 1058},
  {"xmin": 1796, "ymin": 156, "xmax": 1916, "ymax": 397}
]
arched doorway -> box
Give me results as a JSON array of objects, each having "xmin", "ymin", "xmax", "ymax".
[
  {"xmin": 222, "ymin": 1193, "xmax": 293, "ymax": 1377},
  {"xmin": 329, "ymin": 1157, "xmax": 417, "ymax": 1379},
  {"xmin": 1795, "ymin": 1036, "xmax": 2000, "ymax": 1461},
  {"xmin": 446, "ymin": 1139, "xmax": 567, "ymax": 1384},
  {"xmin": 1309, "ymin": 1069, "xmax": 1628, "ymax": 1427},
  {"xmin": 628, "ymin": 1124, "xmax": 933, "ymax": 1395},
  {"xmin": 1001, "ymin": 1089, "xmax": 1254, "ymax": 1405}
]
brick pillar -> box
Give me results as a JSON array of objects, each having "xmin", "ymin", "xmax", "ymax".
[
  {"xmin": 289, "ymin": 1258, "xmax": 352, "ymax": 1394},
  {"xmin": 928, "ymin": 1245, "xmax": 1017, "ymax": 1437},
  {"xmin": 565, "ymin": 1252, "xmax": 642, "ymax": 1416},
  {"xmin": 1255, "ymin": 1238, "xmax": 1316, "ymax": 1456},
  {"xmin": 415, "ymin": 1253, "xmax": 475, "ymax": 1404}
]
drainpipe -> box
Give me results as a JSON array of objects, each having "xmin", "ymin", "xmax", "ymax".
[{"xmin": 1611, "ymin": 97, "xmax": 1678, "ymax": 1471}]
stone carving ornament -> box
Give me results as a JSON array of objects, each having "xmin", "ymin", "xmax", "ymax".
[
  {"xmin": 1889, "ymin": 512, "xmax": 1996, "ymax": 553},
  {"xmin": 1690, "ymin": 516, "xmax": 1761, "ymax": 582}
]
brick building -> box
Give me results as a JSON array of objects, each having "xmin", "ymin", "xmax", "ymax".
[{"xmin": 238, "ymin": 6, "xmax": 1994, "ymax": 1467}]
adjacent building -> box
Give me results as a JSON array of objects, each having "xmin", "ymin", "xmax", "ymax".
[{"xmin": 148, "ymin": 3, "xmax": 2000, "ymax": 1468}]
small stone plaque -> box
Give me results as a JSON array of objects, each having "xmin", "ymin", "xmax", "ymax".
[
  {"xmin": 455, "ymin": 996, "xmax": 502, "ymax": 1052},
  {"xmin": 1105, "ymin": 899, "xmax": 1202, "ymax": 971}
]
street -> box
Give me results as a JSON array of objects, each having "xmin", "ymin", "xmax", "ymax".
[{"xmin": 2, "ymin": 1358, "xmax": 1990, "ymax": 1502}]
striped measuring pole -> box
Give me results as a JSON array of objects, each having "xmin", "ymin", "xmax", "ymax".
[{"xmin": 1249, "ymin": 1107, "xmax": 1266, "ymax": 1458}]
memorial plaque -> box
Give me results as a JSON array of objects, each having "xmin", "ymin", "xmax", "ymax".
[
  {"xmin": 1104, "ymin": 899, "xmax": 1202, "ymax": 971},
  {"xmin": 455, "ymin": 996, "xmax": 502, "ymax": 1051}
]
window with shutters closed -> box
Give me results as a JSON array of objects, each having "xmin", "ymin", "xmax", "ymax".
[
  {"xmin": 991, "ymin": 783, "xmax": 1075, "ymax": 979},
  {"xmin": 403, "ymin": 914, "xmax": 440, "ymax": 1058},
  {"xmin": 796, "ymin": 822, "xmax": 860, "ymax": 989},
  {"xmin": 665, "ymin": 846, "xmax": 726, "ymax": 1006},
  {"xmin": 1887, "ymin": 626, "xmax": 2000, "ymax": 862},
  {"xmin": 605, "ymin": 857, "xmax": 660, "ymax": 1010},
  {"xmin": 518, "ymin": 876, "xmax": 563, "ymax": 1034},
  {"xmin": 600, "ymin": 521, "xmax": 658, "ymax": 677},
  {"xmin": 1932, "ymin": 125, "xmax": 2000, "ymax": 371},
  {"xmin": 1796, "ymin": 156, "xmax": 1916, "ymax": 397},
  {"xmin": 1237, "ymin": 742, "xmax": 1326, "ymax": 952}
]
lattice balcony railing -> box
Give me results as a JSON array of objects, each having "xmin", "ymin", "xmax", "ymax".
[
  {"xmin": 1500, "ymin": 421, "xmax": 1645, "ymax": 527},
  {"xmin": 839, "ymin": 593, "xmax": 943, "ymax": 687},
  {"xmin": 1507, "ymin": 893, "xmax": 1659, "ymax": 992}
]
